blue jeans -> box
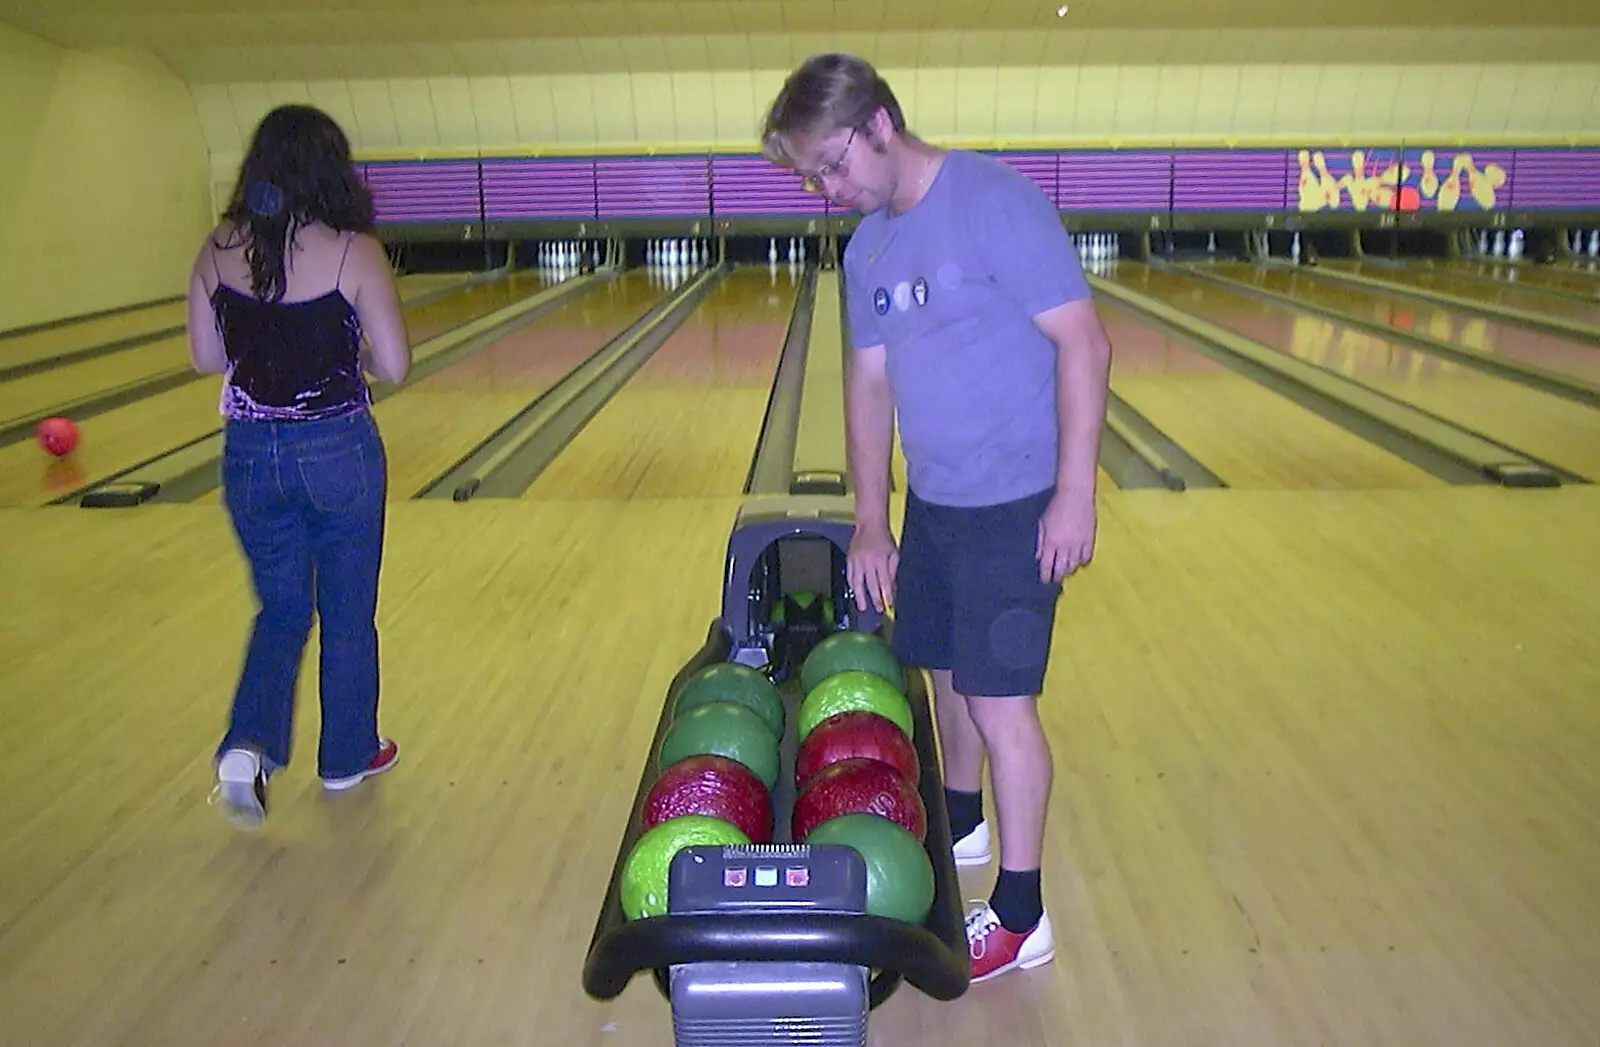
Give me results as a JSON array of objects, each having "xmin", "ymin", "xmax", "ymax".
[{"xmin": 216, "ymin": 409, "xmax": 388, "ymax": 781}]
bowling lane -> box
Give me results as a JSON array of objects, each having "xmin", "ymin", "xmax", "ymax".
[
  {"xmin": 1436, "ymin": 258, "xmax": 1600, "ymax": 300},
  {"xmin": 1115, "ymin": 265, "xmax": 1600, "ymax": 480},
  {"xmin": 0, "ymin": 272, "xmax": 471, "ymax": 376},
  {"xmin": 376, "ymin": 270, "xmax": 675, "ymax": 496},
  {"xmin": 1, "ymin": 335, "xmax": 191, "ymax": 423},
  {"xmin": 1100, "ymin": 307, "xmax": 1444, "ymax": 490},
  {"xmin": 0, "ymin": 299, "xmax": 185, "ymax": 372},
  {"xmin": 0, "ymin": 273, "xmax": 490, "ymax": 427},
  {"xmin": 523, "ymin": 266, "xmax": 800, "ymax": 500},
  {"xmin": 1326, "ymin": 261, "xmax": 1600, "ymax": 328},
  {"xmin": 0, "ymin": 271, "xmax": 559, "ymax": 508},
  {"xmin": 1204, "ymin": 262, "xmax": 1600, "ymax": 384}
]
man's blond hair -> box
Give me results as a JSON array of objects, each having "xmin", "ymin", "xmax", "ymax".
[{"xmin": 761, "ymin": 53, "xmax": 906, "ymax": 168}]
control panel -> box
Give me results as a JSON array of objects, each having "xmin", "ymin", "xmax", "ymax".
[{"xmin": 667, "ymin": 844, "xmax": 868, "ymax": 916}]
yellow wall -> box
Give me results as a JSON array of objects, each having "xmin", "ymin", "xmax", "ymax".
[
  {"xmin": 188, "ymin": 29, "xmax": 1600, "ymax": 172},
  {"xmin": 0, "ymin": 21, "xmax": 211, "ymax": 332}
]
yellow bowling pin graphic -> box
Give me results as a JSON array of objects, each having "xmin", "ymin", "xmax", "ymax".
[
  {"xmin": 1437, "ymin": 154, "xmax": 1464, "ymax": 211},
  {"xmin": 1419, "ymin": 150, "xmax": 1439, "ymax": 199}
]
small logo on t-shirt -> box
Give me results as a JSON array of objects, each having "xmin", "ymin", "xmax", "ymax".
[
  {"xmin": 873, "ymin": 287, "xmax": 890, "ymax": 315},
  {"xmin": 912, "ymin": 278, "xmax": 928, "ymax": 307}
]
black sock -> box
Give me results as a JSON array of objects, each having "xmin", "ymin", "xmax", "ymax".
[
  {"xmin": 945, "ymin": 788, "xmax": 983, "ymax": 840},
  {"xmin": 990, "ymin": 868, "xmax": 1043, "ymax": 933}
]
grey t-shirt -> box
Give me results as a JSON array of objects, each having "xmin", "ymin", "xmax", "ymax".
[{"xmin": 843, "ymin": 149, "xmax": 1091, "ymax": 508}]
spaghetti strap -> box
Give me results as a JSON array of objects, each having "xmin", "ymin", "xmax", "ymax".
[{"xmin": 335, "ymin": 232, "xmax": 355, "ymax": 293}]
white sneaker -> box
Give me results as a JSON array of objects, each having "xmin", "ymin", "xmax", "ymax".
[
  {"xmin": 953, "ymin": 820, "xmax": 992, "ymax": 867},
  {"xmin": 210, "ymin": 748, "xmax": 267, "ymax": 830}
]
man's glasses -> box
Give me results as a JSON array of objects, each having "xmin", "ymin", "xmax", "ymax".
[{"xmin": 799, "ymin": 127, "xmax": 858, "ymax": 194}]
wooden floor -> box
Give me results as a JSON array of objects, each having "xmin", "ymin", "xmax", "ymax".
[{"xmin": 3, "ymin": 482, "xmax": 1598, "ymax": 1046}]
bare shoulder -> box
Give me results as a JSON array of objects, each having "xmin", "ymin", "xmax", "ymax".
[
  {"xmin": 339, "ymin": 231, "xmax": 392, "ymax": 278},
  {"xmin": 190, "ymin": 221, "xmax": 239, "ymax": 283},
  {"xmin": 202, "ymin": 220, "xmax": 246, "ymax": 254}
]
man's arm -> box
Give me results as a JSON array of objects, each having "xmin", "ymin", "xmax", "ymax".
[
  {"xmin": 1036, "ymin": 297, "xmax": 1112, "ymax": 499},
  {"xmin": 846, "ymin": 342, "xmax": 895, "ymax": 530},
  {"xmin": 840, "ymin": 238, "xmax": 892, "ymax": 531},
  {"xmin": 971, "ymin": 163, "xmax": 1109, "ymax": 500}
]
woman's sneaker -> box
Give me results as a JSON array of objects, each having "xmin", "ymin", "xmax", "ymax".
[
  {"xmin": 211, "ymin": 748, "xmax": 267, "ymax": 830},
  {"xmin": 322, "ymin": 739, "xmax": 399, "ymax": 792}
]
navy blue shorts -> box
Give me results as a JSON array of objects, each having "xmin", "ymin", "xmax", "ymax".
[{"xmin": 890, "ymin": 485, "xmax": 1061, "ymax": 698}]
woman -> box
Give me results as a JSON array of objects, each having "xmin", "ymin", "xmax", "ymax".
[{"xmin": 187, "ymin": 104, "xmax": 411, "ymax": 830}]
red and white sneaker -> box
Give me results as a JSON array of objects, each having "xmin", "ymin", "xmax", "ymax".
[
  {"xmin": 966, "ymin": 901, "xmax": 1054, "ymax": 984},
  {"xmin": 322, "ymin": 739, "xmax": 399, "ymax": 791}
]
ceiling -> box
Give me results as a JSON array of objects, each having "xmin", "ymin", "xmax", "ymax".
[{"xmin": 4, "ymin": 0, "xmax": 1597, "ymax": 81}]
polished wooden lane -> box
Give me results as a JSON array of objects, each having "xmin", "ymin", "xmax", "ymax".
[
  {"xmin": 1431, "ymin": 258, "xmax": 1600, "ymax": 299},
  {"xmin": 1209, "ymin": 262, "xmax": 1600, "ymax": 385},
  {"xmin": 1118, "ymin": 265, "xmax": 1600, "ymax": 481},
  {"xmin": 1102, "ymin": 307, "xmax": 1444, "ymax": 490},
  {"xmin": 0, "ymin": 298, "xmax": 186, "ymax": 370},
  {"xmin": 0, "ymin": 271, "xmax": 558, "ymax": 508},
  {"xmin": 0, "ymin": 274, "xmax": 472, "ymax": 431},
  {"xmin": 373, "ymin": 270, "xmax": 671, "ymax": 497},
  {"xmin": 522, "ymin": 266, "xmax": 799, "ymax": 501},
  {"xmin": 1328, "ymin": 260, "xmax": 1600, "ymax": 328},
  {"xmin": 1, "ymin": 482, "xmax": 1597, "ymax": 1046}
]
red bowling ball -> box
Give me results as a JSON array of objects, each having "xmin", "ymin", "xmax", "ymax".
[
  {"xmin": 36, "ymin": 416, "xmax": 78, "ymax": 457},
  {"xmin": 641, "ymin": 754, "xmax": 773, "ymax": 844},
  {"xmin": 792, "ymin": 756, "xmax": 927, "ymax": 843},
  {"xmin": 795, "ymin": 710, "xmax": 920, "ymax": 791}
]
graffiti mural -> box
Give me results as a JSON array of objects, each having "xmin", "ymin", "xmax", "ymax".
[
  {"xmin": 1296, "ymin": 148, "xmax": 1403, "ymax": 212},
  {"xmin": 1404, "ymin": 148, "xmax": 1514, "ymax": 212},
  {"xmin": 1296, "ymin": 147, "xmax": 1511, "ymax": 213}
]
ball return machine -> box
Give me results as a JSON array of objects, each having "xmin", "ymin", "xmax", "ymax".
[{"xmin": 582, "ymin": 495, "xmax": 972, "ymax": 1046}]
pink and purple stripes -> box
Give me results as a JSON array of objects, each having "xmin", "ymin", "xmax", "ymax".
[
  {"xmin": 482, "ymin": 158, "xmax": 594, "ymax": 220},
  {"xmin": 355, "ymin": 147, "xmax": 1600, "ymax": 222},
  {"xmin": 1172, "ymin": 150, "xmax": 1288, "ymax": 212},
  {"xmin": 1507, "ymin": 148, "xmax": 1600, "ymax": 211},
  {"xmin": 710, "ymin": 154, "xmax": 826, "ymax": 216}
]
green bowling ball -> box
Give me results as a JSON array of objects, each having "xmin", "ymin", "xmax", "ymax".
[
  {"xmin": 798, "ymin": 669, "xmax": 913, "ymax": 743},
  {"xmin": 620, "ymin": 814, "xmax": 750, "ymax": 920},
  {"xmin": 772, "ymin": 590, "xmax": 837, "ymax": 626},
  {"xmin": 673, "ymin": 662, "xmax": 785, "ymax": 739},
  {"xmin": 806, "ymin": 812, "xmax": 934, "ymax": 925},
  {"xmin": 800, "ymin": 630, "xmax": 903, "ymax": 694},
  {"xmin": 659, "ymin": 700, "xmax": 781, "ymax": 791}
]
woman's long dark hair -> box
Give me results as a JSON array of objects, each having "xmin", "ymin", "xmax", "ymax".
[{"xmin": 217, "ymin": 105, "xmax": 375, "ymax": 302}]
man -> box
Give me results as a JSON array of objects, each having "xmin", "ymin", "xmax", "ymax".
[{"xmin": 762, "ymin": 54, "xmax": 1112, "ymax": 984}]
